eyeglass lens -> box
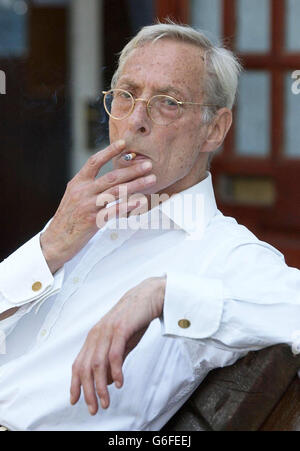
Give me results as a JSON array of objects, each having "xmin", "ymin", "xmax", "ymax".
[{"xmin": 104, "ymin": 89, "xmax": 180, "ymax": 125}]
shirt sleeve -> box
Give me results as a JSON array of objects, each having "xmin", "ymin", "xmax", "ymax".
[
  {"xmin": 161, "ymin": 240, "xmax": 300, "ymax": 354},
  {"xmin": 0, "ymin": 224, "xmax": 65, "ymax": 318}
]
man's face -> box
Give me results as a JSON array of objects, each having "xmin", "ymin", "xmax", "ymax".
[{"xmin": 110, "ymin": 39, "xmax": 209, "ymax": 195}]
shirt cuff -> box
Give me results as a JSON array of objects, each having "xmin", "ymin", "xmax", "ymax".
[
  {"xmin": 160, "ymin": 271, "xmax": 224, "ymax": 339},
  {"xmin": 0, "ymin": 231, "xmax": 65, "ymax": 312}
]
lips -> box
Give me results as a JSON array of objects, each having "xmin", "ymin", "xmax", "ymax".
[
  {"xmin": 133, "ymin": 154, "xmax": 149, "ymax": 160},
  {"xmin": 121, "ymin": 151, "xmax": 150, "ymax": 161}
]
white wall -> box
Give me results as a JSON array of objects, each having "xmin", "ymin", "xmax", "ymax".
[{"xmin": 69, "ymin": 0, "xmax": 102, "ymax": 176}]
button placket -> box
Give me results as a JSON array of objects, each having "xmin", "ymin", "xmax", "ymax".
[
  {"xmin": 72, "ymin": 276, "xmax": 80, "ymax": 285},
  {"xmin": 110, "ymin": 232, "xmax": 119, "ymax": 241},
  {"xmin": 35, "ymin": 223, "xmax": 138, "ymax": 347},
  {"xmin": 36, "ymin": 278, "xmax": 83, "ymax": 345},
  {"xmin": 40, "ymin": 329, "xmax": 48, "ymax": 338}
]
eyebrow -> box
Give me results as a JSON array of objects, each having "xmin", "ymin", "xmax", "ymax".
[
  {"xmin": 155, "ymin": 85, "xmax": 187, "ymax": 99},
  {"xmin": 117, "ymin": 79, "xmax": 188, "ymax": 100}
]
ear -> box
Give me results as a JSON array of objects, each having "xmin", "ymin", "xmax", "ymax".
[{"xmin": 201, "ymin": 108, "xmax": 232, "ymax": 153}]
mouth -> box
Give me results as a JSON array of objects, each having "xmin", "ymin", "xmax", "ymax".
[{"xmin": 120, "ymin": 151, "xmax": 151, "ymax": 162}]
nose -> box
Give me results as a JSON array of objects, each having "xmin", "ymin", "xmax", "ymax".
[{"xmin": 127, "ymin": 98, "xmax": 151, "ymax": 135}]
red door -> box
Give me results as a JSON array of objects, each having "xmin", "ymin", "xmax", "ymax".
[{"xmin": 156, "ymin": 0, "xmax": 300, "ymax": 268}]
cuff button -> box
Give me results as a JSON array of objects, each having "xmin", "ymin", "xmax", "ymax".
[
  {"xmin": 178, "ymin": 319, "xmax": 191, "ymax": 329},
  {"xmin": 32, "ymin": 281, "xmax": 42, "ymax": 292}
]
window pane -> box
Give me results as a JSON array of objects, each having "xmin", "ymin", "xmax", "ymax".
[
  {"xmin": 190, "ymin": 0, "xmax": 221, "ymax": 44},
  {"xmin": 0, "ymin": 4, "xmax": 28, "ymax": 57},
  {"xmin": 286, "ymin": 0, "xmax": 300, "ymax": 51},
  {"xmin": 236, "ymin": 0, "xmax": 270, "ymax": 53},
  {"xmin": 284, "ymin": 73, "xmax": 300, "ymax": 157},
  {"xmin": 236, "ymin": 71, "xmax": 271, "ymax": 156}
]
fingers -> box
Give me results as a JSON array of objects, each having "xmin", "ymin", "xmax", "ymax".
[
  {"xmin": 96, "ymin": 173, "xmax": 156, "ymax": 213},
  {"xmin": 94, "ymin": 160, "xmax": 153, "ymax": 194},
  {"xmin": 79, "ymin": 139, "xmax": 126, "ymax": 180},
  {"xmin": 70, "ymin": 328, "xmax": 115, "ymax": 414},
  {"xmin": 82, "ymin": 368, "xmax": 99, "ymax": 415},
  {"xmin": 93, "ymin": 358, "xmax": 110, "ymax": 410},
  {"xmin": 96, "ymin": 194, "xmax": 147, "ymax": 229},
  {"xmin": 71, "ymin": 356, "xmax": 101, "ymax": 415},
  {"xmin": 92, "ymin": 333, "xmax": 126, "ymax": 409},
  {"xmin": 107, "ymin": 174, "xmax": 156, "ymax": 199},
  {"xmin": 71, "ymin": 346, "xmax": 100, "ymax": 415},
  {"xmin": 70, "ymin": 280, "xmax": 156, "ymax": 415},
  {"xmin": 109, "ymin": 334, "xmax": 126, "ymax": 389},
  {"xmin": 70, "ymin": 368, "xmax": 81, "ymax": 406}
]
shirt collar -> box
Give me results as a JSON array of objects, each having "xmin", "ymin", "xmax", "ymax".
[
  {"xmin": 107, "ymin": 171, "xmax": 218, "ymax": 237},
  {"xmin": 158, "ymin": 171, "xmax": 218, "ymax": 236}
]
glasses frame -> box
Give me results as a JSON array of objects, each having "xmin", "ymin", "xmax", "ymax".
[{"xmin": 102, "ymin": 89, "xmax": 218, "ymax": 126}]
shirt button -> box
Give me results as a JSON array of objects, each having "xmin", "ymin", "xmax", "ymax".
[
  {"xmin": 32, "ymin": 281, "xmax": 42, "ymax": 292},
  {"xmin": 178, "ymin": 319, "xmax": 191, "ymax": 329},
  {"xmin": 41, "ymin": 329, "xmax": 47, "ymax": 337},
  {"xmin": 110, "ymin": 232, "xmax": 119, "ymax": 241},
  {"xmin": 72, "ymin": 276, "xmax": 80, "ymax": 284}
]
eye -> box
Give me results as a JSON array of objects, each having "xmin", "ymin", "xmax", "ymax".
[
  {"xmin": 161, "ymin": 96, "xmax": 178, "ymax": 108},
  {"xmin": 118, "ymin": 90, "xmax": 132, "ymax": 100}
]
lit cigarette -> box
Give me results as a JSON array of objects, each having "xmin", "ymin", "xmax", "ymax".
[{"xmin": 123, "ymin": 153, "xmax": 136, "ymax": 161}]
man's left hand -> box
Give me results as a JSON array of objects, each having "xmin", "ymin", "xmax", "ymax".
[{"xmin": 70, "ymin": 276, "xmax": 166, "ymax": 415}]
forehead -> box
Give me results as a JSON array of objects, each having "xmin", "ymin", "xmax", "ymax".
[{"xmin": 118, "ymin": 39, "xmax": 205, "ymax": 98}]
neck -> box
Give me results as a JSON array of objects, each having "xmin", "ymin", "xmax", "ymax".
[
  {"xmin": 158, "ymin": 170, "xmax": 207, "ymax": 198},
  {"xmin": 156, "ymin": 152, "xmax": 208, "ymax": 199},
  {"xmin": 131, "ymin": 154, "xmax": 209, "ymax": 215},
  {"xmin": 144, "ymin": 168, "xmax": 208, "ymax": 212}
]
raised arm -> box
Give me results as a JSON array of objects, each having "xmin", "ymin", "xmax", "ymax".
[{"xmin": 0, "ymin": 139, "xmax": 156, "ymax": 325}]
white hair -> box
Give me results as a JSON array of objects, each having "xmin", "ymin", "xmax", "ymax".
[{"xmin": 111, "ymin": 22, "xmax": 242, "ymax": 167}]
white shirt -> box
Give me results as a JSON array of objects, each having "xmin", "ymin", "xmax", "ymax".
[{"xmin": 0, "ymin": 172, "xmax": 299, "ymax": 431}]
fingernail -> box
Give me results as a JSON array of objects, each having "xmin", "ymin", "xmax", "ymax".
[
  {"xmin": 101, "ymin": 399, "xmax": 108, "ymax": 409},
  {"xmin": 145, "ymin": 174, "xmax": 156, "ymax": 184},
  {"xmin": 141, "ymin": 161, "xmax": 152, "ymax": 170},
  {"xmin": 115, "ymin": 381, "xmax": 122, "ymax": 389},
  {"xmin": 88, "ymin": 405, "xmax": 95, "ymax": 415},
  {"xmin": 117, "ymin": 139, "xmax": 125, "ymax": 147}
]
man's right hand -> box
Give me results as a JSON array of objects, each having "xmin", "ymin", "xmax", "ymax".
[{"xmin": 40, "ymin": 140, "xmax": 156, "ymax": 274}]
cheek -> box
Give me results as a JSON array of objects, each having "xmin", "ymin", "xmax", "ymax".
[
  {"xmin": 109, "ymin": 120, "xmax": 121, "ymax": 142},
  {"xmin": 109, "ymin": 118, "xmax": 132, "ymax": 144},
  {"xmin": 163, "ymin": 127, "xmax": 198, "ymax": 174}
]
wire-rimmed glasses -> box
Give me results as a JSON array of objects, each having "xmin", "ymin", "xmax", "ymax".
[{"xmin": 102, "ymin": 89, "xmax": 217, "ymax": 126}]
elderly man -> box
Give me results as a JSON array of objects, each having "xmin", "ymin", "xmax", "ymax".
[{"xmin": 0, "ymin": 23, "xmax": 300, "ymax": 431}]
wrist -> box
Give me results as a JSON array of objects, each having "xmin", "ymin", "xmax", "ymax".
[
  {"xmin": 40, "ymin": 232, "xmax": 64, "ymax": 275},
  {"xmin": 153, "ymin": 276, "xmax": 166, "ymax": 318}
]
